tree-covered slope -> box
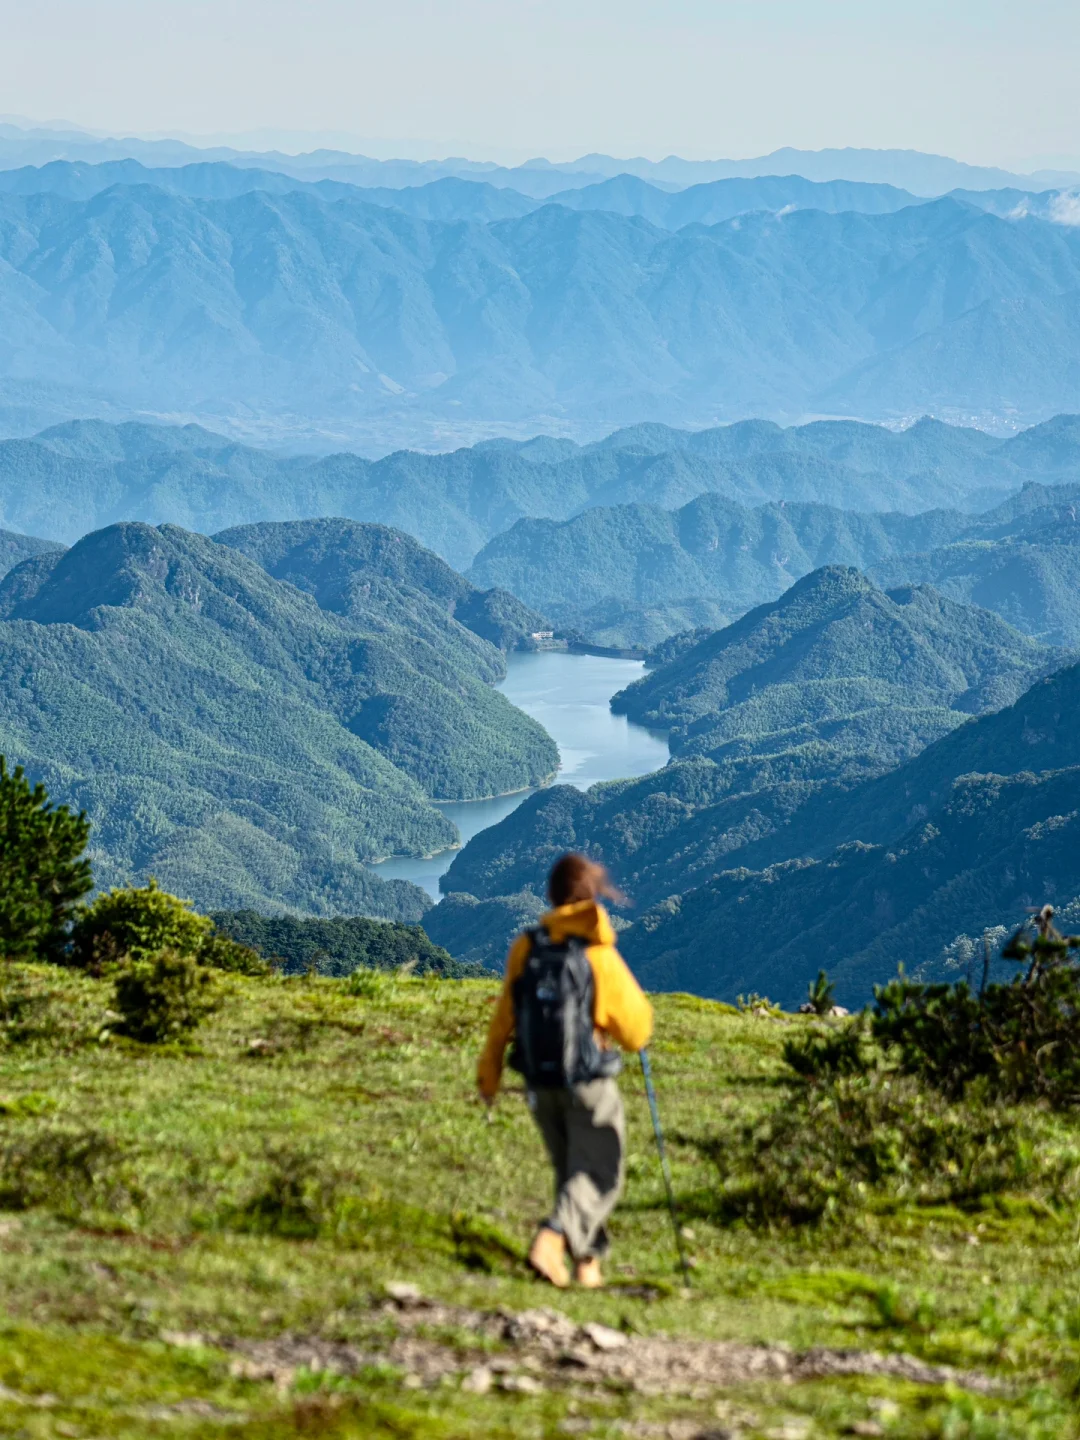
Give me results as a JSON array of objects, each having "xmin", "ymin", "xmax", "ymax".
[
  {"xmin": 622, "ymin": 762, "xmax": 1080, "ymax": 1009},
  {"xmin": 0, "ymin": 526, "xmax": 61, "ymax": 579},
  {"xmin": 613, "ymin": 567, "xmax": 1056, "ymax": 751},
  {"xmin": 435, "ymin": 572, "xmax": 1059, "ymax": 935},
  {"xmin": 469, "ymin": 475, "xmax": 1080, "ymax": 648},
  {"xmin": 0, "ymin": 522, "xmax": 557, "ymax": 915},
  {"xmin": 868, "ymin": 482, "xmax": 1080, "ymax": 646},
  {"xmin": 214, "ymin": 517, "xmax": 548, "ymax": 654}
]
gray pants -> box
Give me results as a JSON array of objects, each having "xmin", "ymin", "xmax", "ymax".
[{"xmin": 529, "ymin": 1078, "xmax": 626, "ymax": 1260}]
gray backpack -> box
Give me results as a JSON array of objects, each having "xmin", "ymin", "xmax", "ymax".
[{"xmin": 508, "ymin": 927, "xmax": 622, "ymax": 1088}]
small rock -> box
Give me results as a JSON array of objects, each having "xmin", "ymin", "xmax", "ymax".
[
  {"xmin": 765, "ymin": 1424, "xmax": 810, "ymax": 1440},
  {"xmin": 581, "ymin": 1321, "xmax": 629, "ymax": 1352},
  {"xmin": 679, "ymin": 1226, "xmax": 696, "ymax": 1241},
  {"xmin": 461, "ymin": 1365, "xmax": 493, "ymax": 1394},
  {"xmin": 829, "ymin": 1005, "xmax": 850, "ymax": 1017},
  {"xmin": 500, "ymin": 1373, "xmax": 544, "ymax": 1394},
  {"xmin": 848, "ymin": 1423, "xmax": 884, "ymax": 1437},
  {"xmin": 160, "ymin": 1330, "xmax": 207, "ymax": 1349},
  {"xmin": 402, "ymin": 1373, "xmax": 423, "ymax": 1390},
  {"xmin": 868, "ymin": 1400, "xmax": 899, "ymax": 1421},
  {"xmin": 385, "ymin": 1281, "xmax": 423, "ymax": 1303},
  {"xmin": 246, "ymin": 1037, "xmax": 272, "ymax": 1054}
]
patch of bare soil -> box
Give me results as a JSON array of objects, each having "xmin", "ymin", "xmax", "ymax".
[{"xmin": 165, "ymin": 1285, "xmax": 1002, "ymax": 1401}]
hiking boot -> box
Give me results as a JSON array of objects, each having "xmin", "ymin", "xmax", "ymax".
[
  {"xmin": 528, "ymin": 1227, "xmax": 569, "ymax": 1287},
  {"xmin": 574, "ymin": 1257, "xmax": 604, "ymax": 1289}
]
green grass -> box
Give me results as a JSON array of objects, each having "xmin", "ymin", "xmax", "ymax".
[{"xmin": 1, "ymin": 965, "xmax": 1079, "ymax": 1438}]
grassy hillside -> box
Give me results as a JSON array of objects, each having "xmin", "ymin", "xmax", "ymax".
[
  {"xmin": 1, "ymin": 965, "xmax": 1078, "ymax": 1438},
  {"xmin": 0, "ymin": 522, "xmax": 557, "ymax": 916}
]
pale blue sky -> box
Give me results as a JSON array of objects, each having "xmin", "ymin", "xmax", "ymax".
[{"xmin": 1, "ymin": 0, "xmax": 1077, "ymax": 167}]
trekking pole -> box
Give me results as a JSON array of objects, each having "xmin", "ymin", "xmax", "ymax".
[{"xmin": 639, "ymin": 1048, "xmax": 692, "ymax": 1284}]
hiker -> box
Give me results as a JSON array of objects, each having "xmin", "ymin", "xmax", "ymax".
[{"xmin": 477, "ymin": 853, "xmax": 653, "ymax": 1289}]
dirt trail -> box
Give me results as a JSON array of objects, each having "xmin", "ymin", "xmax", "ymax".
[{"xmin": 168, "ymin": 1286, "xmax": 1002, "ymax": 1401}]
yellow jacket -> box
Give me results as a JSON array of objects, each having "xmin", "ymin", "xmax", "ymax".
[{"xmin": 477, "ymin": 899, "xmax": 653, "ymax": 1099}]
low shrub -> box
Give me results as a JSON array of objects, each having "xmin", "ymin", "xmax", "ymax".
[
  {"xmin": 805, "ymin": 968, "xmax": 837, "ymax": 1016},
  {"xmin": 0, "ymin": 1127, "xmax": 139, "ymax": 1218},
  {"xmin": 199, "ymin": 933, "xmax": 272, "ymax": 976},
  {"xmin": 782, "ymin": 1014, "xmax": 883, "ymax": 1078},
  {"xmin": 788, "ymin": 912, "xmax": 1080, "ymax": 1107},
  {"xmin": 701, "ymin": 1072, "xmax": 1070, "ymax": 1226},
  {"xmin": 111, "ymin": 949, "xmax": 221, "ymax": 1044},
  {"xmin": 220, "ymin": 1147, "xmax": 333, "ymax": 1239},
  {"xmin": 70, "ymin": 880, "xmax": 213, "ymax": 973}
]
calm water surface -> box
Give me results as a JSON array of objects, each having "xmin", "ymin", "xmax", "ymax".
[{"xmin": 371, "ymin": 650, "xmax": 669, "ymax": 899}]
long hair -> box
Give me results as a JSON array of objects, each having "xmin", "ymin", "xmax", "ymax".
[{"xmin": 547, "ymin": 853, "xmax": 624, "ymax": 908}]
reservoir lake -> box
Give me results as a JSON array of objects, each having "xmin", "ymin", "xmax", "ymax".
[{"xmin": 371, "ymin": 650, "xmax": 670, "ymax": 900}]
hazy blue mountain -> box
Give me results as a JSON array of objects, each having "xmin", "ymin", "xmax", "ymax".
[
  {"xmin": 621, "ymin": 662, "xmax": 1080, "ymax": 1006},
  {"xmin": 3, "ymin": 188, "xmax": 1080, "ymax": 443},
  {"xmin": 435, "ymin": 570, "xmax": 1058, "ymax": 938},
  {"xmin": 6, "ymin": 413, "xmax": 1068, "ymax": 567},
  {"xmin": 547, "ymin": 173, "xmax": 920, "ymax": 224},
  {"xmin": 0, "ymin": 160, "xmax": 539, "ymax": 221},
  {"xmin": 3, "ymin": 125, "xmax": 1073, "ymax": 193},
  {"xmin": 0, "ymin": 527, "xmax": 62, "ymax": 579},
  {"xmin": 12, "ymin": 159, "xmax": 1079, "ymax": 237},
  {"xmin": 0, "ymin": 521, "xmax": 557, "ymax": 915},
  {"xmin": 869, "ymin": 484, "xmax": 1080, "ymax": 646}
]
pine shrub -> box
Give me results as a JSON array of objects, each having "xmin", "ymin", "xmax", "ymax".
[
  {"xmin": 111, "ymin": 949, "xmax": 221, "ymax": 1045},
  {"xmin": 0, "ymin": 758, "xmax": 92, "ymax": 963}
]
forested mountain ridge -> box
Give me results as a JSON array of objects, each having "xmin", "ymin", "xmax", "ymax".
[
  {"xmin": 469, "ymin": 475, "xmax": 1080, "ymax": 648},
  {"xmin": 4, "ymin": 186, "xmax": 1080, "ymax": 442},
  {"xmin": 0, "ymin": 526, "xmax": 61, "ymax": 578},
  {"xmin": 435, "ymin": 569, "xmax": 1060, "ymax": 930},
  {"xmin": 0, "ymin": 521, "xmax": 557, "ymax": 915},
  {"xmin": 613, "ymin": 567, "xmax": 1056, "ymax": 746},
  {"xmin": 622, "ymin": 662, "xmax": 1080, "ymax": 1006},
  {"xmin": 213, "ymin": 518, "xmax": 549, "ymax": 654},
  {"xmin": 3, "ymin": 413, "xmax": 1079, "ymax": 571}
]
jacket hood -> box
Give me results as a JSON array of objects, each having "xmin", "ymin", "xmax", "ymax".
[{"xmin": 541, "ymin": 899, "xmax": 616, "ymax": 947}]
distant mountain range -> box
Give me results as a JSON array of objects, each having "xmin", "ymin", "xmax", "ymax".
[
  {"xmin": 2, "ymin": 124, "xmax": 1077, "ymax": 194},
  {"xmin": 3, "ymin": 181, "xmax": 1080, "ymax": 442},
  {"xmin": 5, "ymin": 414, "xmax": 1080, "ymax": 572},
  {"xmin": 5, "ymin": 159, "xmax": 1076, "ymax": 235},
  {"xmin": 0, "ymin": 518, "xmax": 555, "ymax": 916}
]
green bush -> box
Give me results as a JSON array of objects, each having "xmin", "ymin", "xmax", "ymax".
[
  {"xmin": 69, "ymin": 880, "xmax": 269, "ymax": 977},
  {"xmin": 785, "ymin": 913, "xmax": 1080, "ymax": 1108},
  {"xmin": 71, "ymin": 879, "xmax": 213, "ymax": 972},
  {"xmin": 0, "ymin": 1127, "xmax": 138, "ymax": 1218},
  {"xmin": 111, "ymin": 949, "xmax": 221, "ymax": 1045},
  {"xmin": 782, "ymin": 1014, "xmax": 883, "ymax": 1078},
  {"xmin": 805, "ymin": 968, "xmax": 837, "ymax": 1015},
  {"xmin": 702, "ymin": 1072, "xmax": 1065, "ymax": 1226},
  {"xmin": 198, "ymin": 933, "xmax": 272, "ymax": 977},
  {"xmin": 0, "ymin": 758, "xmax": 92, "ymax": 963}
]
